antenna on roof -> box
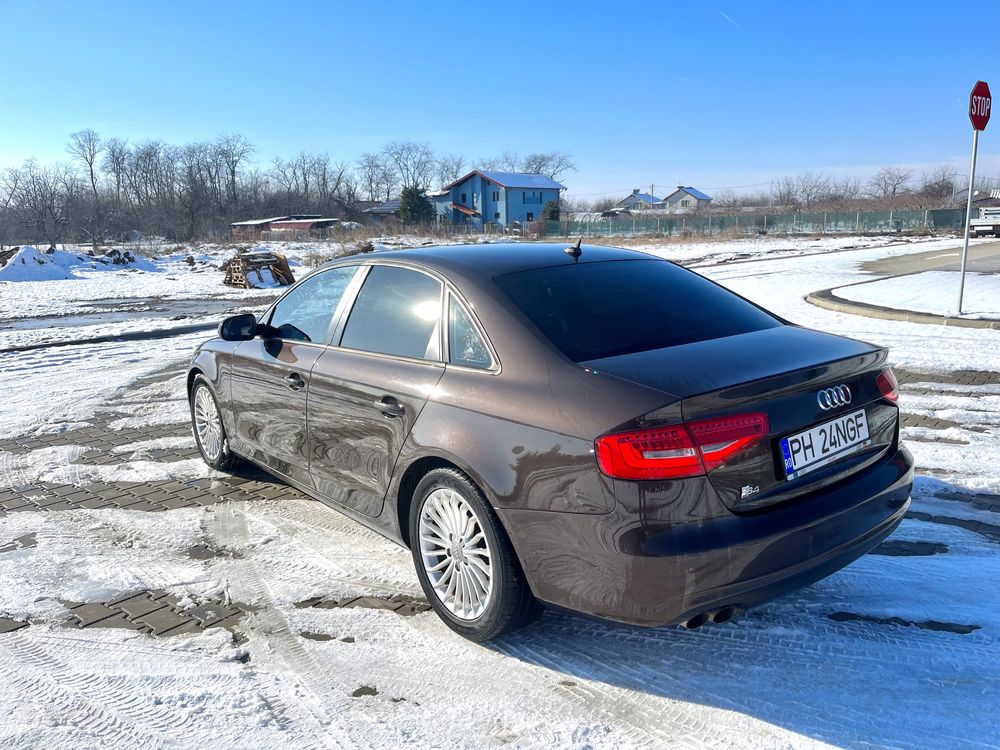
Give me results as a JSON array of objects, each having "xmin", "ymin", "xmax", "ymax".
[{"xmin": 564, "ymin": 238, "xmax": 582, "ymax": 261}]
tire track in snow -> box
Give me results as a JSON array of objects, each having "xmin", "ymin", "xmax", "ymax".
[
  {"xmin": 0, "ymin": 634, "xmax": 166, "ymax": 748},
  {"xmin": 252, "ymin": 499, "xmax": 422, "ymax": 597},
  {"xmin": 203, "ymin": 500, "xmax": 360, "ymax": 750}
]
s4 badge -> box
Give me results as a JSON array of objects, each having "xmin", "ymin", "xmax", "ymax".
[{"xmin": 740, "ymin": 484, "xmax": 760, "ymax": 499}]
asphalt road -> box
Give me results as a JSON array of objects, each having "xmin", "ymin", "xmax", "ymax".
[{"xmin": 862, "ymin": 238, "xmax": 1000, "ymax": 275}]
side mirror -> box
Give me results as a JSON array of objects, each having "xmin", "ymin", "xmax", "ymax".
[{"xmin": 219, "ymin": 313, "xmax": 258, "ymax": 341}]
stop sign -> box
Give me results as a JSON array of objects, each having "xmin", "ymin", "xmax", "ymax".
[{"xmin": 970, "ymin": 80, "xmax": 991, "ymax": 131}]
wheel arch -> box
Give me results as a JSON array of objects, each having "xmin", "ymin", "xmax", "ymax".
[{"xmin": 392, "ymin": 451, "xmax": 504, "ymax": 551}]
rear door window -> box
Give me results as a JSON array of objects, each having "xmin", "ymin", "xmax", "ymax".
[
  {"xmin": 495, "ymin": 259, "xmax": 780, "ymax": 361},
  {"xmin": 340, "ymin": 265, "xmax": 443, "ymax": 360},
  {"xmin": 267, "ymin": 265, "xmax": 359, "ymax": 343}
]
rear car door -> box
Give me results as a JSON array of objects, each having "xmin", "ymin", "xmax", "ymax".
[
  {"xmin": 229, "ymin": 264, "xmax": 361, "ymax": 486},
  {"xmin": 307, "ymin": 264, "xmax": 446, "ymax": 517}
]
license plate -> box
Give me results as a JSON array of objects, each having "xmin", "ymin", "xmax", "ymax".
[{"xmin": 780, "ymin": 409, "xmax": 871, "ymax": 481}]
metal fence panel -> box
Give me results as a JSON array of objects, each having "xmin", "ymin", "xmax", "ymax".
[{"xmin": 543, "ymin": 207, "xmax": 964, "ymax": 238}]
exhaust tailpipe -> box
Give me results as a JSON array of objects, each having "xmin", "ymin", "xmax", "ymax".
[
  {"xmin": 682, "ymin": 612, "xmax": 709, "ymax": 629},
  {"xmin": 710, "ymin": 606, "xmax": 737, "ymax": 624}
]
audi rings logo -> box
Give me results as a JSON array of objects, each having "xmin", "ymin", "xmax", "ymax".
[{"xmin": 817, "ymin": 385, "xmax": 852, "ymax": 411}]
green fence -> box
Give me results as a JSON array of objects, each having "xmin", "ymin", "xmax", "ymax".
[{"xmin": 544, "ymin": 208, "xmax": 965, "ymax": 238}]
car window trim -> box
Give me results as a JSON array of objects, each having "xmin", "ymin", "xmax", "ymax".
[{"xmin": 260, "ymin": 264, "xmax": 365, "ymax": 345}]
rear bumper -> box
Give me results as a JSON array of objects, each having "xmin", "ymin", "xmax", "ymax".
[{"xmin": 499, "ymin": 445, "xmax": 913, "ymax": 627}]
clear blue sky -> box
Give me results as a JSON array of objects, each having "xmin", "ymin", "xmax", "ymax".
[{"xmin": 1, "ymin": 0, "xmax": 998, "ymax": 198}]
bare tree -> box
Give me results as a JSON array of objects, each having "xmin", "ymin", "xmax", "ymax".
[
  {"xmin": 10, "ymin": 161, "xmax": 73, "ymax": 246},
  {"xmin": 713, "ymin": 189, "xmax": 744, "ymax": 212},
  {"xmin": 796, "ymin": 172, "xmax": 829, "ymax": 207},
  {"xmin": 67, "ymin": 129, "xmax": 106, "ymax": 248},
  {"xmin": 435, "ymin": 153, "xmax": 466, "ymax": 188},
  {"xmin": 771, "ymin": 176, "xmax": 798, "ymax": 207},
  {"xmin": 356, "ymin": 152, "xmax": 398, "ymax": 201},
  {"xmin": 382, "ymin": 140, "xmax": 434, "ymax": 189},
  {"xmin": 102, "ymin": 137, "xmax": 131, "ymax": 210},
  {"xmin": 216, "ymin": 133, "xmax": 254, "ymax": 210},
  {"xmin": 520, "ymin": 151, "xmax": 577, "ymax": 180},
  {"xmin": 868, "ymin": 166, "xmax": 913, "ymax": 203},
  {"xmin": 920, "ymin": 165, "xmax": 956, "ymax": 202}
]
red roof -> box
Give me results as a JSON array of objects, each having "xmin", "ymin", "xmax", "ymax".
[{"xmin": 452, "ymin": 204, "xmax": 480, "ymax": 216}]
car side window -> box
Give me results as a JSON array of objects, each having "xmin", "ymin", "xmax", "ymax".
[
  {"xmin": 340, "ymin": 265, "xmax": 442, "ymax": 360},
  {"xmin": 449, "ymin": 296, "xmax": 494, "ymax": 369},
  {"xmin": 268, "ymin": 265, "xmax": 358, "ymax": 343}
]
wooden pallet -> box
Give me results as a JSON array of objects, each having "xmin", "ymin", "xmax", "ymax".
[{"xmin": 223, "ymin": 251, "xmax": 295, "ymax": 288}]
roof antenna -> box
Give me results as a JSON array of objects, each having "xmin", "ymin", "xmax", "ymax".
[{"xmin": 564, "ymin": 238, "xmax": 582, "ymax": 261}]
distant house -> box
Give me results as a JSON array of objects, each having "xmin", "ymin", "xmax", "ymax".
[
  {"xmin": 434, "ymin": 170, "xmax": 565, "ymax": 229},
  {"xmin": 660, "ymin": 186, "xmax": 713, "ymax": 212},
  {"xmin": 230, "ymin": 214, "xmax": 321, "ymax": 241},
  {"xmin": 617, "ymin": 189, "xmax": 662, "ymax": 211},
  {"xmin": 362, "ymin": 198, "xmax": 402, "ymax": 225},
  {"xmin": 268, "ymin": 217, "xmax": 340, "ymax": 239}
]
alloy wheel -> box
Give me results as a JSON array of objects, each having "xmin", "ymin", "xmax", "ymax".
[
  {"xmin": 418, "ymin": 487, "xmax": 495, "ymax": 620},
  {"xmin": 193, "ymin": 386, "xmax": 223, "ymax": 462}
]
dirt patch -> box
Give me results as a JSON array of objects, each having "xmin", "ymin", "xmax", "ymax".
[
  {"xmin": 295, "ymin": 594, "xmax": 431, "ymax": 617},
  {"xmin": 828, "ymin": 611, "xmax": 980, "ymax": 635},
  {"xmin": 870, "ymin": 540, "xmax": 949, "ymax": 557}
]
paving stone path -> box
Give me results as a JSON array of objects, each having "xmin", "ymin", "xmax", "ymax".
[{"xmin": 0, "ymin": 362, "xmax": 995, "ymax": 641}]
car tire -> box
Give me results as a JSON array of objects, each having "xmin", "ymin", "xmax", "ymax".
[
  {"xmin": 189, "ymin": 375, "xmax": 240, "ymax": 472},
  {"xmin": 409, "ymin": 468, "xmax": 540, "ymax": 641}
]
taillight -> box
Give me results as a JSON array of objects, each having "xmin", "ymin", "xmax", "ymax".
[
  {"xmin": 595, "ymin": 412, "xmax": 769, "ymax": 480},
  {"xmin": 876, "ymin": 368, "xmax": 899, "ymax": 403}
]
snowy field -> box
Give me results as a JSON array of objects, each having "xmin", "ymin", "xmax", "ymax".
[
  {"xmin": 833, "ymin": 271, "xmax": 1000, "ymax": 320},
  {"xmin": 0, "ymin": 237, "xmax": 446, "ymax": 350},
  {"xmin": 1, "ymin": 234, "xmax": 998, "ymax": 749}
]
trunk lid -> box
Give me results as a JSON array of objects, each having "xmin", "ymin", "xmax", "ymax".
[{"xmin": 584, "ymin": 325, "xmax": 899, "ymax": 511}]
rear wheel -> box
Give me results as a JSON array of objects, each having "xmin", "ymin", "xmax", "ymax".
[
  {"xmin": 190, "ymin": 375, "xmax": 240, "ymax": 472},
  {"xmin": 409, "ymin": 468, "xmax": 540, "ymax": 641}
]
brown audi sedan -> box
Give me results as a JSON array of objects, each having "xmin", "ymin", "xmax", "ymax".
[{"xmin": 187, "ymin": 243, "xmax": 913, "ymax": 641}]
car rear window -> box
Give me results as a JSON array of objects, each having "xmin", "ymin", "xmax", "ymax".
[{"xmin": 494, "ymin": 259, "xmax": 781, "ymax": 361}]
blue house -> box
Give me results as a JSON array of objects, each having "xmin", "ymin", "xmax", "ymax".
[{"xmin": 434, "ymin": 170, "xmax": 566, "ymax": 229}]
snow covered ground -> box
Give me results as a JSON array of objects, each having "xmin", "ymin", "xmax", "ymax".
[
  {"xmin": 0, "ymin": 234, "xmax": 998, "ymax": 749},
  {"xmin": 832, "ymin": 270, "xmax": 1000, "ymax": 319},
  {"xmin": 0, "ymin": 237, "xmax": 450, "ymax": 350}
]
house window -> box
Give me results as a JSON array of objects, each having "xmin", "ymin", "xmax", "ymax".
[
  {"xmin": 461, "ymin": 192, "xmax": 467, "ymax": 204},
  {"xmin": 492, "ymin": 191, "xmax": 499, "ymax": 201},
  {"xmin": 682, "ymin": 199, "xmax": 691, "ymax": 207},
  {"xmin": 526, "ymin": 212, "xmax": 534, "ymax": 222},
  {"xmin": 494, "ymin": 211, "xmax": 500, "ymax": 220}
]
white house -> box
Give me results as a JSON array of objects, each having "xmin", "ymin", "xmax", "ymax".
[{"xmin": 660, "ymin": 186, "xmax": 713, "ymax": 212}]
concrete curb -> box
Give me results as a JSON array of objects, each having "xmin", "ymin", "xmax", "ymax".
[
  {"xmin": 806, "ymin": 282, "xmax": 1000, "ymax": 330},
  {"xmin": 0, "ymin": 321, "xmax": 218, "ymax": 354}
]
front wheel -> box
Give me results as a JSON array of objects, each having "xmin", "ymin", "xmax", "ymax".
[
  {"xmin": 189, "ymin": 375, "xmax": 240, "ymax": 472},
  {"xmin": 409, "ymin": 468, "xmax": 540, "ymax": 641}
]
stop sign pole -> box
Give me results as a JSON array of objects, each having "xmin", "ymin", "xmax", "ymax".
[{"xmin": 958, "ymin": 80, "xmax": 992, "ymax": 314}]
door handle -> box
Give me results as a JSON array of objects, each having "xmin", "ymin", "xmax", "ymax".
[
  {"xmin": 284, "ymin": 372, "xmax": 306, "ymax": 391},
  {"xmin": 373, "ymin": 396, "xmax": 405, "ymax": 418}
]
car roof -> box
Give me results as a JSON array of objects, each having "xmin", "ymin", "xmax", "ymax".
[{"xmin": 364, "ymin": 242, "xmax": 656, "ymax": 279}]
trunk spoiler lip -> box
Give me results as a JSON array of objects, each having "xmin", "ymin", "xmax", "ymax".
[{"xmin": 580, "ymin": 325, "xmax": 887, "ymax": 404}]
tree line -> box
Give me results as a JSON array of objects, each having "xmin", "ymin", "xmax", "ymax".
[
  {"xmin": 0, "ymin": 130, "xmax": 576, "ymax": 247},
  {"xmin": 571, "ymin": 166, "xmax": 998, "ymax": 215}
]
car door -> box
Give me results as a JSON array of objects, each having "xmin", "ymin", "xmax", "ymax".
[
  {"xmin": 229, "ymin": 264, "xmax": 361, "ymax": 486},
  {"xmin": 307, "ymin": 264, "xmax": 446, "ymax": 517}
]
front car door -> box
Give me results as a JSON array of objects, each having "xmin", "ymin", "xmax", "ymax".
[
  {"xmin": 307, "ymin": 264, "xmax": 446, "ymax": 517},
  {"xmin": 228, "ymin": 264, "xmax": 361, "ymax": 486}
]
